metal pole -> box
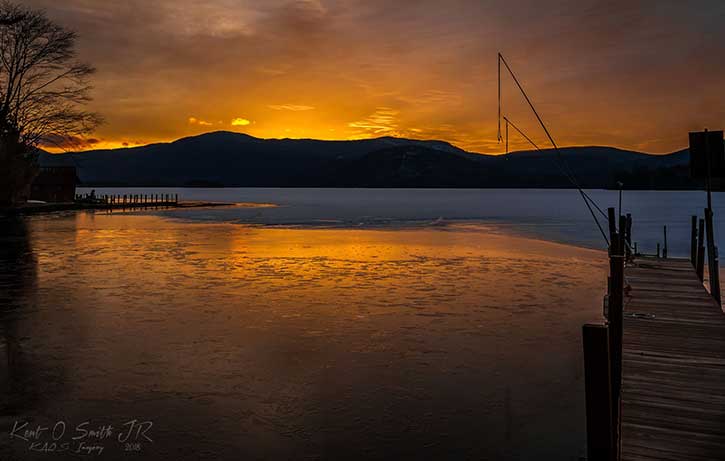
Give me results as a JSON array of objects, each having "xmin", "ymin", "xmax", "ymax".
[
  {"xmin": 505, "ymin": 119, "xmax": 509, "ymax": 154},
  {"xmin": 691, "ymin": 216, "xmax": 698, "ymax": 266},
  {"xmin": 663, "ymin": 225, "xmax": 668, "ymax": 259}
]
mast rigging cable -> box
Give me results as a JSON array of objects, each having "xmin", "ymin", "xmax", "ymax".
[{"xmin": 497, "ymin": 52, "xmax": 611, "ymax": 247}]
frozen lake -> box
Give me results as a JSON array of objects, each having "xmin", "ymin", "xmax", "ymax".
[
  {"xmin": 81, "ymin": 187, "xmax": 725, "ymax": 257},
  {"xmin": 1, "ymin": 187, "xmax": 721, "ymax": 459}
]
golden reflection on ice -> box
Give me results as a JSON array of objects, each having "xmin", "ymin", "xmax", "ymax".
[{"xmin": 3, "ymin": 212, "xmax": 609, "ymax": 459}]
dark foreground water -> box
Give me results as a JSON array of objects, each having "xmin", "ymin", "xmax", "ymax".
[{"xmin": 13, "ymin": 186, "xmax": 719, "ymax": 459}]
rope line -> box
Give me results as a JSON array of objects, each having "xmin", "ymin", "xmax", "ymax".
[
  {"xmin": 503, "ymin": 116, "xmax": 539, "ymax": 150},
  {"xmin": 499, "ymin": 54, "xmax": 608, "ymax": 218},
  {"xmin": 503, "ymin": 114, "xmax": 610, "ymax": 245},
  {"xmin": 497, "ymin": 52, "xmax": 611, "ymax": 244}
]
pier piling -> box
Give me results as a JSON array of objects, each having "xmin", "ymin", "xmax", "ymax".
[{"xmin": 582, "ymin": 323, "xmax": 614, "ymax": 461}]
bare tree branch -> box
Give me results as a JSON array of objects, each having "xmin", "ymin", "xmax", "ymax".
[
  {"xmin": 0, "ymin": 1, "xmax": 101, "ymax": 148},
  {"xmin": 0, "ymin": 1, "xmax": 101, "ymax": 206}
]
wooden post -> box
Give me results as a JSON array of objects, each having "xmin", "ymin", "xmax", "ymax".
[
  {"xmin": 656, "ymin": 243, "xmax": 660, "ymax": 258},
  {"xmin": 625, "ymin": 214, "xmax": 632, "ymax": 259},
  {"xmin": 175, "ymin": 193, "xmax": 178, "ymax": 204},
  {"xmin": 583, "ymin": 324, "xmax": 614, "ymax": 461},
  {"xmin": 697, "ymin": 218, "xmax": 706, "ymax": 282},
  {"xmin": 705, "ymin": 208, "xmax": 721, "ymax": 304},
  {"xmin": 691, "ymin": 216, "xmax": 698, "ymax": 266},
  {"xmin": 663, "ymin": 225, "xmax": 668, "ymax": 259},
  {"xmin": 608, "ymin": 208, "xmax": 617, "ymax": 244},
  {"xmin": 712, "ymin": 245, "xmax": 721, "ymax": 305},
  {"xmin": 610, "ymin": 244, "xmax": 624, "ymax": 393},
  {"xmin": 607, "ymin": 212, "xmax": 624, "ymax": 442}
]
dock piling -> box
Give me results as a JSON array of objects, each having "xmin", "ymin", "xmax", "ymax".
[
  {"xmin": 663, "ymin": 225, "xmax": 668, "ymax": 258},
  {"xmin": 705, "ymin": 208, "xmax": 721, "ymax": 304},
  {"xmin": 697, "ymin": 218, "xmax": 706, "ymax": 281},
  {"xmin": 582, "ymin": 324, "xmax": 614, "ymax": 461},
  {"xmin": 625, "ymin": 214, "xmax": 632, "ymax": 259},
  {"xmin": 606, "ymin": 208, "xmax": 624, "ymax": 444},
  {"xmin": 691, "ymin": 216, "xmax": 698, "ymax": 265}
]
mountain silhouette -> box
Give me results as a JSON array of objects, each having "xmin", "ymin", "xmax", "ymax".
[{"xmin": 38, "ymin": 131, "xmax": 700, "ymax": 189}]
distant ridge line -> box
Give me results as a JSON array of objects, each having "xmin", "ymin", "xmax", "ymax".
[{"xmin": 38, "ymin": 131, "xmax": 700, "ymax": 190}]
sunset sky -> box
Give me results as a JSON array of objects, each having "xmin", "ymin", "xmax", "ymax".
[{"xmin": 26, "ymin": 0, "xmax": 725, "ymax": 154}]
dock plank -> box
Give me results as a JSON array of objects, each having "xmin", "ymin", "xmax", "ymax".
[{"xmin": 620, "ymin": 256, "xmax": 725, "ymax": 461}]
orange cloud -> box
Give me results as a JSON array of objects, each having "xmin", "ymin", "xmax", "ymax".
[
  {"xmin": 348, "ymin": 107, "xmax": 400, "ymax": 136},
  {"xmin": 188, "ymin": 117, "xmax": 213, "ymax": 126},
  {"xmin": 231, "ymin": 117, "xmax": 251, "ymax": 126},
  {"xmin": 268, "ymin": 104, "xmax": 315, "ymax": 111}
]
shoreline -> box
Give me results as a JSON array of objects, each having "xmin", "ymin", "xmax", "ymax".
[{"xmin": 0, "ymin": 200, "xmax": 234, "ymax": 216}]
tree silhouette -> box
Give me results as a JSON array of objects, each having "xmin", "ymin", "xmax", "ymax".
[{"xmin": 0, "ymin": 1, "xmax": 101, "ymax": 206}]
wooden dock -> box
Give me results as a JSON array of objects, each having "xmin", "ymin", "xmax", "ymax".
[
  {"xmin": 1, "ymin": 195, "xmax": 232, "ymax": 216},
  {"xmin": 582, "ymin": 208, "xmax": 725, "ymax": 461},
  {"xmin": 620, "ymin": 256, "xmax": 725, "ymax": 460}
]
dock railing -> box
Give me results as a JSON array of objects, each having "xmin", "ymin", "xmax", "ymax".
[{"xmin": 75, "ymin": 192, "xmax": 179, "ymax": 209}]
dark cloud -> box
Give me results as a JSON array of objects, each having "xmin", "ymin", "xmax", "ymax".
[{"xmin": 40, "ymin": 134, "xmax": 101, "ymax": 151}]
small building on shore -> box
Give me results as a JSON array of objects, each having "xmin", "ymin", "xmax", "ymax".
[{"xmin": 30, "ymin": 166, "xmax": 78, "ymax": 202}]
